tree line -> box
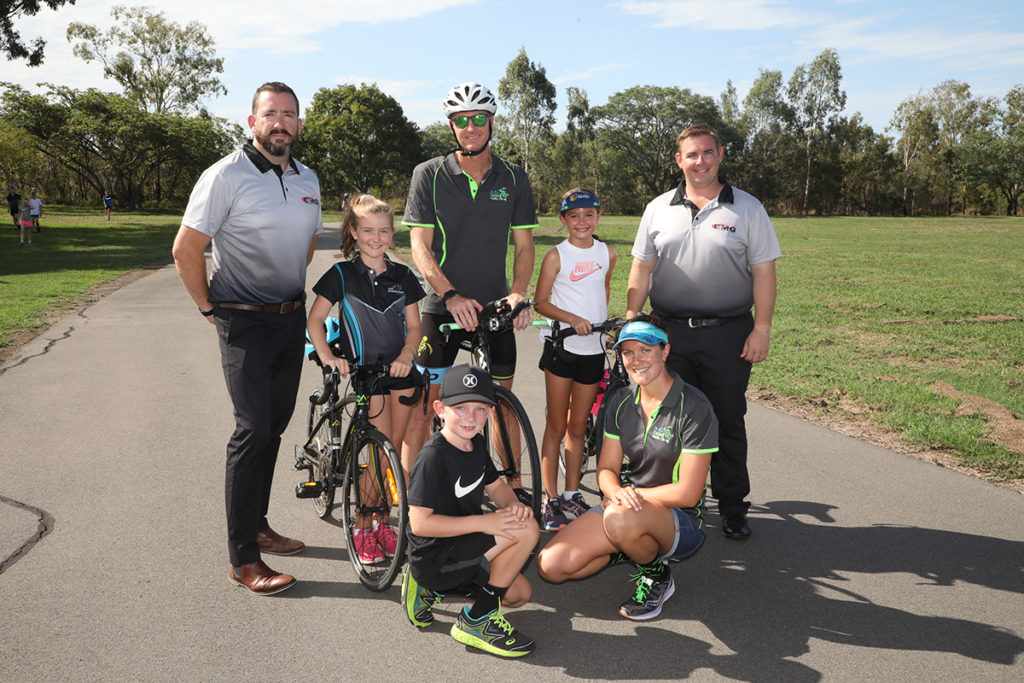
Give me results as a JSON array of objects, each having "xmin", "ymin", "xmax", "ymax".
[{"xmin": 2, "ymin": 6, "xmax": 1022, "ymax": 216}]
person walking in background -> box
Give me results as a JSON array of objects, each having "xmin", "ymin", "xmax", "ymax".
[
  {"xmin": 102, "ymin": 191, "xmax": 113, "ymax": 221},
  {"xmin": 626, "ymin": 124, "xmax": 781, "ymax": 540},
  {"xmin": 28, "ymin": 191, "xmax": 42, "ymax": 232},
  {"xmin": 18, "ymin": 197, "xmax": 33, "ymax": 246},
  {"xmin": 6, "ymin": 188, "xmax": 21, "ymax": 230},
  {"xmin": 172, "ymin": 82, "xmax": 323, "ymax": 595}
]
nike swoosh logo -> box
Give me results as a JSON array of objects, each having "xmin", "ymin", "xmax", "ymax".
[
  {"xmin": 454, "ymin": 473, "xmax": 485, "ymax": 498},
  {"xmin": 569, "ymin": 261, "xmax": 602, "ymax": 282}
]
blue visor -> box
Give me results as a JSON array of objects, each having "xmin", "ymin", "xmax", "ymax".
[
  {"xmin": 614, "ymin": 321, "xmax": 669, "ymax": 348},
  {"xmin": 560, "ymin": 189, "xmax": 601, "ymax": 213}
]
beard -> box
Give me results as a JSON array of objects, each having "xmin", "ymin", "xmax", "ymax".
[{"xmin": 255, "ymin": 129, "xmax": 294, "ymax": 157}]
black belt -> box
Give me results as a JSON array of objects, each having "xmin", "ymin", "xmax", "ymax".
[
  {"xmin": 658, "ymin": 313, "xmax": 746, "ymax": 328},
  {"xmin": 214, "ymin": 299, "xmax": 304, "ymax": 314}
]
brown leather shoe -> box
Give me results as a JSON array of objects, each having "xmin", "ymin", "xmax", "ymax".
[
  {"xmin": 257, "ymin": 527, "xmax": 305, "ymax": 555},
  {"xmin": 228, "ymin": 561, "xmax": 296, "ymax": 595}
]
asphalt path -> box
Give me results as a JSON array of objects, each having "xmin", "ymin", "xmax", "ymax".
[{"xmin": 1, "ymin": 226, "xmax": 1022, "ymax": 681}]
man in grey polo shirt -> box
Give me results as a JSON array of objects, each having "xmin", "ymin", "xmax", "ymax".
[
  {"xmin": 627, "ymin": 124, "xmax": 781, "ymax": 540},
  {"xmin": 172, "ymin": 82, "xmax": 323, "ymax": 595}
]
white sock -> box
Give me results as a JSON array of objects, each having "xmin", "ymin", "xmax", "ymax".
[{"xmin": 562, "ymin": 490, "xmax": 578, "ymax": 500}]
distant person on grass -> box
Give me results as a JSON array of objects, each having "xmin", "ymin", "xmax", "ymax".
[
  {"xmin": 102, "ymin": 191, "xmax": 113, "ymax": 221},
  {"xmin": 6, "ymin": 188, "xmax": 21, "ymax": 230},
  {"xmin": 172, "ymin": 81, "xmax": 323, "ymax": 596},
  {"xmin": 28, "ymin": 191, "xmax": 42, "ymax": 232},
  {"xmin": 18, "ymin": 198, "xmax": 33, "ymax": 246},
  {"xmin": 626, "ymin": 124, "xmax": 782, "ymax": 541},
  {"xmin": 402, "ymin": 364, "xmax": 538, "ymax": 658}
]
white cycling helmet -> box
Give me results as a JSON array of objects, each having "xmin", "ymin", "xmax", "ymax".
[{"xmin": 442, "ymin": 82, "xmax": 497, "ymax": 117}]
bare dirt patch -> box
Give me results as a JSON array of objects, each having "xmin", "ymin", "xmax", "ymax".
[{"xmin": 931, "ymin": 381, "xmax": 1024, "ymax": 454}]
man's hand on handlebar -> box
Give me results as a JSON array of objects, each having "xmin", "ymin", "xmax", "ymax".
[
  {"xmin": 504, "ymin": 292, "xmax": 533, "ymax": 331},
  {"xmin": 445, "ymin": 293, "xmax": 483, "ymax": 331}
]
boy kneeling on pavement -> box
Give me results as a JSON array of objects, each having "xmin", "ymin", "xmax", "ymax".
[{"xmin": 402, "ymin": 364, "xmax": 539, "ymax": 658}]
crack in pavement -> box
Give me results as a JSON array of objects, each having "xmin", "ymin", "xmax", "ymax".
[
  {"xmin": 0, "ymin": 495, "xmax": 55, "ymax": 574},
  {"xmin": 0, "ymin": 309, "xmax": 87, "ymax": 377}
]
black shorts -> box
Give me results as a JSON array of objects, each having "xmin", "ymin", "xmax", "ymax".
[
  {"xmin": 416, "ymin": 311, "xmax": 517, "ymax": 381},
  {"xmin": 538, "ymin": 340, "xmax": 604, "ymax": 385},
  {"xmin": 412, "ymin": 532, "xmax": 494, "ymax": 593}
]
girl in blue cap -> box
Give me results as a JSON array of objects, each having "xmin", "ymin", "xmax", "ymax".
[{"xmin": 534, "ymin": 188, "xmax": 618, "ymax": 531}]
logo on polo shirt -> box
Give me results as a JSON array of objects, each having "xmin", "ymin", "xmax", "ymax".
[
  {"xmin": 302, "ymin": 196, "xmax": 320, "ymax": 205},
  {"xmin": 569, "ymin": 261, "xmax": 602, "ymax": 282},
  {"xmin": 387, "ymin": 285, "xmax": 404, "ymax": 295},
  {"xmin": 490, "ymin": 187, "xmax": 509, "ymax": 202},
  {"xmin": 650, "ymin": 425, "xmax": 673, "ymax": 444},
  {"xmin": 711, "ymin": 223, "xmax": 735, "ymax": 232}
]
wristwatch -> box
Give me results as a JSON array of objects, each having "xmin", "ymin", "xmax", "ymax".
[
  {"xmin": 200, "ymin": 307, "xmax": 216, "ymax": 317},
  {"xmin": 442, "ymin": 289, "xmax": 459, "ymax": 303}
]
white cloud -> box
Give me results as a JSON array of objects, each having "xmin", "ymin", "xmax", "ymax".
[
  {"xmin": 615, "ymin": 0, "xmax": 816, "ymax": 30},
  {"xmin": 552, "ymin": 63, "xmax": 635, "ymax": 84}
]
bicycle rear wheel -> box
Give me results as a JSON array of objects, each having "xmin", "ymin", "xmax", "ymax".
[
  {"xmin": 341, "ymin": 429, "xmax": 407, "ymax": 592},
  {"xmin": 306, "ymin": 398, "xmax": 344, "ymax": 519},
  {"xmin": 486, "ymin": 386, "xmax": 542, "ymax": 524}
]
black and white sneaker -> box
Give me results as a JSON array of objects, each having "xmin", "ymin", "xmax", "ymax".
[{"xmin": 619, "ymin": 564, "xmax": 675, "ymax": 620}]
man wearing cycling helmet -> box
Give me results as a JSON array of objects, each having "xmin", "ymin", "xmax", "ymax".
[{"xmin": 401, "ymin": 82, "xmax": 538, "ymax": 465}]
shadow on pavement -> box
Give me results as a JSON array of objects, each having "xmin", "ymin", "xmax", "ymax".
[{"xmin": 520, "ymin": 499, "xmax": 1024, "ymax": 680}]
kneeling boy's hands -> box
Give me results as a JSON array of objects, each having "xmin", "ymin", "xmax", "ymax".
[{"xmin": 482, "ymin": 507, "xmax": 530, "ymax": 541}]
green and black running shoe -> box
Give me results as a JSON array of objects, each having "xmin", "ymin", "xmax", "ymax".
[
  {"xmin": 450, "ymin": 605, "xmax": 535, "ymax": 658},
  {"xmin": 402, "ymin": 566, "xmax": 443, "ymax": 628},
  {"xmin": 619, "ymin": 564, "xmax": 675, "ymax": 620}
]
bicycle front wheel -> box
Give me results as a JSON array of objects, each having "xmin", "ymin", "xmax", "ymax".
[
  {"xmin": 306, "ymin": 398, "xmax": 344, "ymax": 519},
  {"xmin": 341, "ymin": 429, "xmax": 407, "ymax": 592},
  {"xmin": 486, "ymin": 386, "xmax": 542, "ymax": 524}
]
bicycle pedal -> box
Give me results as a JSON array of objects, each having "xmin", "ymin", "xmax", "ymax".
[{"xmin": 295, "ymin": 481, "xmax": 323, "ymax": 499}]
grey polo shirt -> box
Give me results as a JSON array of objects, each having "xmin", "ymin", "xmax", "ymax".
[
  {"xmin": 632, "ymin": 182, "xmax": 781, "ymax": 318},
  {"xmin": 182, "ymin": 142, "xmax": 324, "ymax": 305},
  {"xmin": 402, "ymin": 152, "xmax": 537, "ymax": 315}
]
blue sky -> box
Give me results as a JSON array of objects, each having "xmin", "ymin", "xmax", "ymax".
[{"xmin": 7, "ymin": 0, "xmax": 1024, "ymax": 136}]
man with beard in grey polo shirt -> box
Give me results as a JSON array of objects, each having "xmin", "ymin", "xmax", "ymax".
[
  {"xmin": 627, "ymin": 124, "xmax": 781, "ymax": 541},
  {"xmin": 172, "ymin": 82, "xmax": 324, "ymax": 595}
]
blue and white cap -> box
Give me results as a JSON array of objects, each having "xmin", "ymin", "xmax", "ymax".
[
  {"xmin": 613, "ymin": 321, "xmax": 669, "ymax": 348},
  {"xmin": 559, "ymin": 189, "xmax": 601, "ymax": 214}
]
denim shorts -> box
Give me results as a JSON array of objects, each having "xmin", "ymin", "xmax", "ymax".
[{"xmin": 597, "ymin": 505, "xmax": 705, "ymax": 562}]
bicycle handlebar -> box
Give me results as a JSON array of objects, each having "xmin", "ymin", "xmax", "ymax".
[
  {"xmin": 547, "ymin": 317, "xmax": 626, "ymax": 342},
  {"xmin": 439, "ymin": 297, "xmax": 536, "ymax": 334},
  {"xmin": 311, "ymin": 362, "xmax": 427, "ymax": 406}
]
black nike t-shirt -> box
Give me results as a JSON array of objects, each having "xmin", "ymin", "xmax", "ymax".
[{"xmin": 406, "ymin": 431, "xmax": 499, "ymax": 571}]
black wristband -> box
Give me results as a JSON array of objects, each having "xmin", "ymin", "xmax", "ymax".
[
  {"xmin": 200, "ymin": 307, "xmax": 215, "ymax": 317},
  {"xmin": 442, "ymin": 289, "xmax": 459, "ymax": 303}
]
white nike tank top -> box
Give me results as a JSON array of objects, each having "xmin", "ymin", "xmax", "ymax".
[{"xmin": 539, "ymin": 239, "xmax": 609, "ymax": 355}]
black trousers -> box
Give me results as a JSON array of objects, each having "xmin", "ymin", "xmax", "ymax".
[
  {"xmin": 215, "ymin": 307, "xmax": 306, "ymax": 566},
  {"xmin": 662, "ymin": 314, "xmax": 754, "ymax": 520}
]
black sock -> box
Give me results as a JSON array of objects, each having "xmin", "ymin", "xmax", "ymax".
[{"xmin": 468, "ymin": 583, "xmax": 507, "ymax": 619}]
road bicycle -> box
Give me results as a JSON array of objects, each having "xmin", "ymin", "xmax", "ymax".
[
  {"xmin": 435, "ymin": 298, "xmax": 543, "ymax": 523},
  {"xmin": 294, "ymin": 361, "xmax": 425, "ymax": 592},
  {"xmin": 545, "ymin": 318, "xmax": 629, "ymax": 479}
]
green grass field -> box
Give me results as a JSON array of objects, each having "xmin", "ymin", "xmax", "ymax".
[{"xmin": 3, "ymin": 209, "xmax": 1021, "ymax": 482}]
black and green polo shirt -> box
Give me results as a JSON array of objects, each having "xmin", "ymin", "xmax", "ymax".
[{"xmin": 402, "ymin": 152, "xmax": 537, "ymax": 315}]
